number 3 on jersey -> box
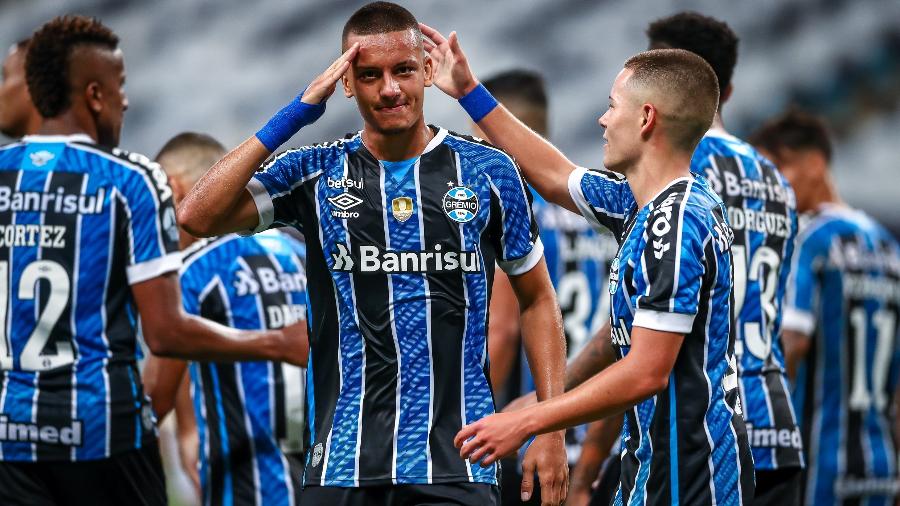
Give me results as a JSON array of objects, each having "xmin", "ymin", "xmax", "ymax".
[
  {"xmin": 732, "ymin": 244, "xmax": 780, "ymax": 360},
  {"xmin": 0, "ymin": 259, "xmax": 75, "ymax": 370}
]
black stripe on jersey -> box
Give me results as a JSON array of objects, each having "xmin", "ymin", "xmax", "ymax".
[
  {"xmin": 273, "ymin": 362, "xmax": 287, "ymax": 441},
  {"xmin": 636, "ymin": 182, "xmax": 689, "ymax": 311},
  {"xmin": 419, "ymin": 144, "xmax": 471, "ymax": 480},
  {"xmin": 216, "ymin": 364, "xmax": 257, "ymax": 505},
  {"xmin": 34, "ymin": 171, "xmax": 81, "ymax": 460},
  {"xmin": 299, "ymin": 171, "xmax": 340, "ymax": 486},
  {"xmin": 345, "ymin": 147, "xmax": 397, "ymax": 481},
  {"xmin": 107, "ymin": 361, "xmax": 137, "ymax": 454},
  {"xmin": 841, "ymin": 236, "xmax": 867, "ymax": 485},
  {"xmin": 107, "ymin": 193, "xmax": 135, "ymax": 357},
  {"xmin": 198, "ymin": 364, "xmax": 226, "ymax": 506}
]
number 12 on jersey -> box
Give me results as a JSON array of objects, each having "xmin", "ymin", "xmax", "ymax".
[{"xmin": 0, "ymin": 259, "xmax": 75, "ymax": 371}]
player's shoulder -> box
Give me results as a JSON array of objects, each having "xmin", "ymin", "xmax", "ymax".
[
  {"xmin": 77, "ymin": 141, "xmax": 173, "ymax": 195},
  {"xmin": 440, "ymin": 128, "xmax": 517, "ymax": 169},
  {"xmin": 180, "ymin": 234, "xmax": 245, "ymax": 270},
  {"xmin": 696, "ymin": 132, "xmax": 784, "ymax": 178},
  {"xmin": 651, "ymin": 176, "xmax": 725, "ymax": 236}
]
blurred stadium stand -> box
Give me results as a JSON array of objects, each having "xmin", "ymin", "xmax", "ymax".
[{"xmin": 2, "ymin": 0, "xmax": 898, "ymax": 230}]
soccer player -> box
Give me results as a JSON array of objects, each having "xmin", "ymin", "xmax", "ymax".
[
  {"xmin": 751, "ymin": 110, "xmax": 900, "ymax": 506},
  {"xmin": 144, "ymin": 132, "xmax": 309, "ymax": 506},
  {"xmin": 0, "ymin": 39, "xmax": 40, "ymax": 139},
  {"xmin": 0, "ymin": 16, "xmax": 304, "ymax": 505},
  {"xmin": 422, "ymin": 24, "xmax": 754, "ymax": 504},
  {"xmin": 476, "ymin": 70, "xmax": 617, "ymax": 506},
  {"xmin": 177, "ymin": 3, "xmax": 568, "ymax": 505},
  {"xmin": 645, "ymin": 13, "xmax": 805, "ymax": 504}
]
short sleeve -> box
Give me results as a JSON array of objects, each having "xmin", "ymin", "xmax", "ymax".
[
  {"xmin": 487, "ymin": 156, "xmax": 544, "ymax": 276},
  {"xmin": 631, "ymin": 198, "xmax": 709, "ymax": 334},
  {"xmin": 782, "ymin": 225, "xmax": 829, "ymax": 336},
  {"xmin": 114, "ymin": 153, "xmax": 181, "ymax": 284},
  {"xmin": 245, "ymin": 146, "xmax": 330, "ymax": 235},
  {"xmin": 567, "ymin": 167, "xmax": 636, "ymax": 238}
]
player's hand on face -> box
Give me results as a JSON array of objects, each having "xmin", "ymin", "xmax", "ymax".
[
  {"xmin": 300, "ymin": 43, "xmax": 359, "ymax": 105},
  {"xmin": 419, "ymin": 23, "xmax": 478, "ymax": 99},
  {"xmin": 521, "ymin": 432, "xmax": 568, "ymax": 506},
  {"xmin": 454, "ymin": 411, "xmax": 528, "ymax": 468},
  {"xmin": 502, "ymin": 391, "xmax": 538, "ymax": 413}
]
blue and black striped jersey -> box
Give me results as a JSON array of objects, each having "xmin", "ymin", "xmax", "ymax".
[
  {"xmin": 245, "ymin": 127, "xmax": 543, "ymax": 487},
  {"xmin": 568, "ymin": 167, "xmax": 754, "ymax": 505},
  {"xmin": 693, "ymin": 130, "xmax": 804, "ymax": 470},
  {"xmin": 0, "ymin": 134, "xmax": 180, "ymax": 462},
  {"xmin": 520, "ymin": 192, "xmax": 617, "ymax": 464},
  {"xmin": 180, "ymin": 230, "xmax": 307, "ymax": 506},
  {"xmin": 786, "ymin": 205, "xmax": 900, "ymax": 505}
]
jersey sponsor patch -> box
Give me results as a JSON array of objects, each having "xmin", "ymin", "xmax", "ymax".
[
  {"xmin": 391, "ymin": 196, "xmax": 414, "ymax": 222},
  {"xmin": 331, "ymin": 243, "xmax": 481, "ymax": 274}
]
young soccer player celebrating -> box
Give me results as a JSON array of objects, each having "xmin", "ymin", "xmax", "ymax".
[
  {"xmin": 421, "ymin": 24, "xmax": 754, "ymax": 505},
  {"xmin": 178, "ymin": 3, "xmax": 568, "ymax": 505}
]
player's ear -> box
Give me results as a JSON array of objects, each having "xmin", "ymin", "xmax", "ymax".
[
  {"xmin": 423, "ymin": 54, "xmax": 434, "ymax": 87},
  {"xmin": 342, "ymin": 73, "xmax": 354, "ymax": 98},
  {"xmin": 86, "ymin": 81, "xmax": 104, "ymax": 114},
  {"xmin": 639, "ymin": 103, "xmax": 656, "ymax": 139}
]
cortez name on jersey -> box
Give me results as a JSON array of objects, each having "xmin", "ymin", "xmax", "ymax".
[
  {"xmin": 568, "ymin": 167, "xmax": 754, "ymax": 506},
  {"xmin": 0, "ymin": 134, "xmax": 180, "ymax": 461},
  {"xmin": 693, "ymin": 130, "xmax": 804, "ymax": 471},
  {"xmin": 786, "ymin": 205, "xmax": 900, "ymax": 505},
  {"xmin": 245, "ymin": 127, "xmax": 542, "ymax": 487}
]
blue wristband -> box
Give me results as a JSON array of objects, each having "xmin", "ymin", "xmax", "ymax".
[
  {"xmin": 458, "ymin": 83, "xmax": 498, "ymax": 123},
  {"xmin": 255, "ymin": 91, "xmax": 326, "ymax": 152}
]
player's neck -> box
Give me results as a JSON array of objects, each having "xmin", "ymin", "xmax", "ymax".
[
  {"xmin": 627, "ymin": 147, "xmax": 693, "ymax": 208},
  {"xmin": 37, "ymin": 111, "xmax": 98, "ymax": 142},
  {"xmin": 709, "ymin": 113, "xmax": 727, "ymax": 135},
  {"xmin": 179, "ymin": 229, "xmax": 198, "ymax": 249},
  {"xmin": 362, "ymin": 119, "xmax": 434, "ymax": 161}
]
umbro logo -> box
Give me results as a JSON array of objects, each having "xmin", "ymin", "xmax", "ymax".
[{"xmin": 328, "ymin": 193, "xmax": 363, "ymax": 219}]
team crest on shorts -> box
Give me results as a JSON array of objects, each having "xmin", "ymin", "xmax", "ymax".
[
  {"xmin": 609, "ymin": 256, "xmax": 620, "ymax": 294},
  {"xmin": 392, "ymin": 196, "xmax": 414, "ymax": 222},
  {"xmin": 312, "ymin": 442, "xmax": 324, "ymax": 467},
  {"xmin": 442, "ymin": 186, "xmax": 478, "ymax": 223}
]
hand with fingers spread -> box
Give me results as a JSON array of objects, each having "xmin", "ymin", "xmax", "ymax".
[
  {"xmin": 454, "ymin": 411, "xmax": 530, "ymax": 469},
  {"xmin": 521, "ymin": 432, "xmax": 569, "ymax": 506},
  {"xmin": 419, "ymin": 23, "xmax": 478, "ymax": 99}
]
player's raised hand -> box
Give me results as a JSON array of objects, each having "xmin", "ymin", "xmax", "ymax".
[
  {"xmin": 454, "ymin": 411, "xmax": 529, "ymax": 467},
  {"xmin": 301, "ymin": 42, "xmax": 359, "ymax": 105},
  {"xmin": 419, "ymin": 23, "xmax": 478, "ymax": 99}
]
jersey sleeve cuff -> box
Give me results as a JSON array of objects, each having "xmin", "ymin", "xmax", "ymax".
[
  {"xmin": 239, "ymin": 178, "xmax": 274, "ymax": 237},
  {"xmin": 633, "ymin": 309, "xmax": 694, "ymax": 334},
  {"xmin": 567, "ymin": 167, "xmax": 604, "ymax": 230},
  {"xmin": 127, "ymin": 252, "xmax": 182, "ymax": 285},
  {"xmin": 782, "ymin": 307, "xmax": 815, "ymax": 336},
  {"xmin": 498, "ymin": 237, "xmax": 544, "ymax": 276}
]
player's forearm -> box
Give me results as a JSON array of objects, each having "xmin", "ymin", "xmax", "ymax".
[
  {"xmin": 565, "ymin": 322, "xmax": 615, "ymax": 391},
  {"xmin": 178, "ymin": 136, "xmax": 270, "ymax": 237},
  {"xmin": 142, "ymin": 356, "xmax": 188, "ymax": 419},
  {"xmin": 782, "ymin": 329, "xmax": 810, "ymax": 381},
  {"xmin": 519, "ymin": 290, "xmax": 566, "ymax": 402},
  {"xmin": 521, "ymin": 353, "xmax": 665, "ymax": 434},
  {"xmin": 148, "ymin": 313, "xmax": 284, "ymax": 363},
  {"xmin": 475, "ymin": 104, "xmax": 578, "ymax": 209}
]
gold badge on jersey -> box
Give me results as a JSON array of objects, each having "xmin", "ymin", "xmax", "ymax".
[{"xmin": 392, "ymin": 197, "xmax": 414, "ymax": 222}]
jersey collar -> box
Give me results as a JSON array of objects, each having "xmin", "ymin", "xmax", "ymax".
[{"xmin": 22, "ymin": 133, "xmax": 95, "ymax": 144}]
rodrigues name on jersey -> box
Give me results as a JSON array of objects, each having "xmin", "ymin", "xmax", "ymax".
[
  {"xmin": 180, "ymin": 230, "xmax": 307, "ymax": 506},
  {"xmin": 693, "ymin": 130, "xmax": 804, "ymax": 471},
  {"xmin": 568, "ymin": 166, "xmax": 754, "ymax": 506},
  {"xmin": 786, "ymin": 205, "xmax": 900, "ymax": 505},
  {"xmin": 0, "ymin": 134, "xmax": 180, "ymax": 462},
  {"xmin": 245, "ymin": 127, "xmax": 543, "ymax": 487}
]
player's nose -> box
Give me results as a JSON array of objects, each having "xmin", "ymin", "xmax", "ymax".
[{"xmin": 380, "ymin": 75, "xmax": 401, "ymax": 98}]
